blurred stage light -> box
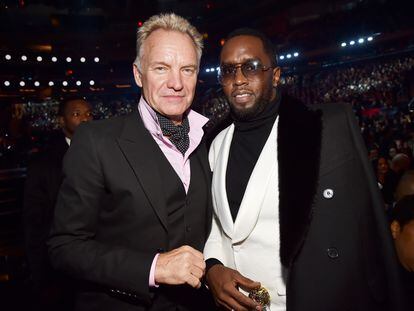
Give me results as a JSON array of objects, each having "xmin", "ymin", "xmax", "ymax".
[
  {"xmin": 94, "ymin": 57, "xmax": 100, "ymax": 63},
  {"xmin": 62, "ymin": 81, "xmax": 68, "ymax": 86},
  {"xmin": 5, "ymin": 54, "xmax": 11, "ymax": 60},
  {"xmin": 280, "ymin": 55, "xmax": 285, "ymax": 60},
  {"xmin": 367, "ymin": 36, "xmax": 373, "ymax": 41},
  {"xmin": 89, "ymin": 80, "xmax": 95, "ymax": 86},
  {"xmin": 294, "ymin": 52, "xmax": 299, "ymax": 57},
  {"xmin": 48, "ymin": 81, "xmax": 54, "ymax": 86},
  {"xmin": 4, "ymin": 81, "xmax": 10, "ymax": 86},
  {"xmin": 19, "ymin": 81, "xmax": 25, "ymax": 87},
  {"xmin": 341, "ymin": 42, "xmax": 347, "ymax": 47},
  {"xmin": 350, "ymin": 40, "xmax": 355, "ymax": 45},
  {"xmin": 210, "ymin": 68, "xmax": 215, "ymax": 72},
  {"xmin": 66, "ymin": 57, "xmax": 72, "ymax": 62},
  {"xmin": 80, "ymin": 57, "xmax": 86, "ymax": 63},
  {"xmin": 21, "ymin": 55, "xmax": 27, "ymax": 61},
  {"xmin": 76, "ymin": 81, "xmax": 81, "ymax": 86},
  {"xmin": 206, "ymin": 68, "xmax": 210, "ymax": 73},
  {"xmin": 216, "ymin": 67, "xmax": 220, "ymax": 71},
  {"xmin": 286, "ymin": 54, "xmax": 292, "ymax": 59},
  {"xmin": 52, "ymin": 56, "xmax": 57, "ymax": 62},
  {"xmin": 358, "ymin": 38, "xmax": 364, "ymax": 43},
  {"xmin": 36, "ymin": 56, "xmax": 42, "ymax": 62},
  {"xmin": 34, "ymin": 81, "xmax": 40, "ymax": 87}
]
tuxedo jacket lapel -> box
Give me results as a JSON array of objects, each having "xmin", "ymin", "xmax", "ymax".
[
  {"xmin": 278, "ymin": 95, "xmax": 322, "ymax": 267},
  {"xmin": 117, "ymin": 111, "xmax": 168, "ymax": 232},
  {"xmin": 233, "ymin": 118, "xmax": 279, "ymax": 244},
  {"xmin": 212, "ymin": 124, "xmax": 235, "ymax": 238}
]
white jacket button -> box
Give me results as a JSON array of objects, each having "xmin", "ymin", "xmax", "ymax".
[{"xmin": 323, "ymin": 188, "xmax": 334, "ymax": 199}]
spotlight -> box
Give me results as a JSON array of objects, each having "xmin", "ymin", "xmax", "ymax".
[
  {"xmin": 36, "ymin": 56, "xmax": 43, "ymax": 62},
  {"xmin": 48, "ymin": 81, "xmax": 54, "ymax": 86},
  {"xmin": 66, "ymin": 57, "xmax": 72, "ymax": 62},
  {"xmin": 367, "ymin": 36, "xmax": 373, "ymax": 41},
  {"xmin": 4, "ymin": 81, "xmax": 10, "ymax": 86},
  {"xmin": 350, "ymin": 40, "xmax": 355, "ymax": 45},
  {"xmin": 19, "ymin": 81, "xmax": 25, "ymax": 87},
  {"xmin": 34, "ymin": 81, "xmax": 40, "ymax": 87},
  {"xmin": 210, "ymin": 68, "xmax": 215, "ymax": 72},
  {"xmin": 76, "ymin": 80, "xmax": 81, "ymax": 86},
  {"xmin": 89, "ymin": 80, "xmax": 95, "ymax": 86},
  {"xmin": 206, "ymin": 68, "xmax": 210, "ymax": 73},
  {"xmin": 216, "ymin": 67, "xmax": 220, "ymax": 71},
  {"xmin": 341, "ymin": 42, "xmax": 347, "ymax": 47},
  {"xmin": 280, "ymin": 55, "xmax": 285, "ymax": 60},
  {"xmin": 80, "ymin": 57, "xmax": 86, "ymax": 63},
  {"xmin": 94, "ymin": 57, "xmax": 100, "ymax": 63},
  {"xmin": 358, "ymin": 38, "xmax": 364, "ymax": 44},
  {"xmin": 62, "ymin": 81, "xmax": 68, "ymax": 86},
  {"xmin": 21, "ymin": 55, "xmax": 27, "ymax": 61},
  {"xmin": 294, "ymin": 52, "xmax": 299, "ymax": 57},
  {"xmin": 286, "ymin": 54, "xmax": 292, "ymax": 59},
  {"xmin": 5, "ymin": 54, "xmax": 11, "ymax": 60},
  {"xmin": 52, "ymin": 56, "xmax": 57, "ymax": 62}
]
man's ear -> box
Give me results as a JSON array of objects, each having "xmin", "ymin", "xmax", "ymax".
[
  {"xmin": 390, "ymin": 220, "xmax": 401, "ymax": 239},
  {"xmin": 272, "ymin": 67, "xmax": 281, "ymax": 87},
  {"xmin": 58, "ymin": 116, "xmax": 65, "ymax": 128},
  {"xmin": 133, "ymin": 64, "xmax": 143, "ymax": 87}
]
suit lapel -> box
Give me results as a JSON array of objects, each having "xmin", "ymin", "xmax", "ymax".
[
  {"xmin": 212, "ymin": 124, "xmax": 235, "ymax": 238},
  {"xmin": 233, "ymin": 118, "xmax": 279, "ymax": 244},
  {"xmin": 117, "ymin": 111, "xmax": 168, "ymax": 232},
  {"xmin": 278, "ymin": 95, "xmax": 322, "ymax": 267}
]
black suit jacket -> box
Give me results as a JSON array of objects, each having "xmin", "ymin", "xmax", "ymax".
[
  {"xmin": 48, "ymin": 110, "xmax": 213, "ymax": 311},
  {"xmin": 24, "ymin": 133, "xmax": 68, "ymax": 286}
]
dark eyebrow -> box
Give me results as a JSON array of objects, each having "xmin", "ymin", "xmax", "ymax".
[{"xmin": 221, "ymin": 58, "xmax": 260, "ymax": 66}]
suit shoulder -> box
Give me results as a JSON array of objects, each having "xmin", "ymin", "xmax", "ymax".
[
  {"xmin": 74, "ymin": 112, "xmax": 136, "ymax": 141},
  {"xmin": 211, "ymin": 124, "xmax": 232, "ymax": 149},
  {"xmin": 311, "ymin": 102, "xmax": 353, "ymax": 116}
]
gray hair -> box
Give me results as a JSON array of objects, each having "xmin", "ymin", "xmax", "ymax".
[{"xmin": 134, "ymin": 13, "xmax": 203, "ymax": 70}]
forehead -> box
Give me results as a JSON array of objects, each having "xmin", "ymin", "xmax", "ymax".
[
  {"xmin": 220, "ymin": 35, "xmax": 269, "ymax": 64},
  {"xmin": 66, "ymin": 100, "xmax": 91, "ymax": 111},
  {"xmin": 142, "ymin": 29, "xmax": 197, "ymax": 64}
]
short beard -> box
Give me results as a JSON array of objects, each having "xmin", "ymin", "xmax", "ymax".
[
  {"xmin": 230, "ymin": 84, "xmax": 275, "ymax": 121},
  {"xmin": 230, "ymin": 97, "xmax": 267, "ymax": 121}
]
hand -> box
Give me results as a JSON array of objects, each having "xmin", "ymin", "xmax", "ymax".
[
  {"xmin": 155, "ymin": 245, "xmax": 205, "ymax": 288},
  {"xmin": 206, "ymin": 264, "xmax": 262, "ymax": 311}
]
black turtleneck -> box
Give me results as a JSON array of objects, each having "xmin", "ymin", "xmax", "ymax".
[{"xmin": 226, "ymin": 92, "xmax": 281, "ymax": 221}]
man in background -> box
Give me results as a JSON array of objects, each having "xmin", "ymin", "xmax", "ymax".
[{"xmin": 23, "ymin": 97, "xmax": 92, "ymax": 310}]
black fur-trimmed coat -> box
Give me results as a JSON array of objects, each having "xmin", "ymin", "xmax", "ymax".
[{"xmin": 205, "ymin": 95, "xmax": 406, "ymax": 311}]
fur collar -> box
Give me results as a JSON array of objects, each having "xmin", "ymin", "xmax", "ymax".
[{"xmin": 278, "ymin": 94, "xmax": 323, "ymax": 267}]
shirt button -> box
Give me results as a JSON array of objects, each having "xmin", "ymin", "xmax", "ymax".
[
  {"xmin": 323, "ymin": 188, "xmax": 334, "ymax": 199},
  {"xmin": 327, "ymin": 247, "xmax": 339, "ymax": 259}
]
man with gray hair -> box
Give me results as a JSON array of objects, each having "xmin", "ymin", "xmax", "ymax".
[{"xmin": 48, "ymin": 13, "xmax": 214, "ymax": 311}]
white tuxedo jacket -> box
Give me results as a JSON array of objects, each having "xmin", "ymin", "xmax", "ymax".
[{"xmin": 204, "ymin": 118, "xmax": 287, "ymax": 310}]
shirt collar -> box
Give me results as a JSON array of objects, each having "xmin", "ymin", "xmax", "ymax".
[{"xmin": 137, "ymin": 96, "xmax": 208, "ymax": 138}]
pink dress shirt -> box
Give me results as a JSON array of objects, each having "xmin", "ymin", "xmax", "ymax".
[{"xmin": 137, "ymin": 97, "xmax": 208, "ymax": 287}]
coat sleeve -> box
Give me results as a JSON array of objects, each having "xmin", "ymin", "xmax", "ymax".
[
  {"xmin": 343, "ymin": 104, "xmax": 407, "ymax": 311},
  {"xmin": 23, "ymin": 157, "xmax": 52, "ymax": 286},
  {"xmin": 47, "ymin": 124, "xmax": 154, "ymax": 305}
]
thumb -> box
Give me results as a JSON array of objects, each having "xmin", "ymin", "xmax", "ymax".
[{"xmin": 234, "ymin": 272, "xmax": 261, "ymax": 291}]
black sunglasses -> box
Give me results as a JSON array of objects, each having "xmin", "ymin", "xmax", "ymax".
[{"xmin": 218, "ymin": 59, "xmax": 274, "ymax": 85}]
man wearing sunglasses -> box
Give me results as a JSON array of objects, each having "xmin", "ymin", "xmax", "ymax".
[{"xmin": 203, "ymin": 28, "xmax": 406, "ymax": 311}]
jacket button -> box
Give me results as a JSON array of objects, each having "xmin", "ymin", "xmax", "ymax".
[
  {"xmin": 186, "ymin": 225, "xmax": 191, "ymax": 232},
  {"xmin": 327, "ymin": 247, "xmax": 339, "ymax": 259},
  {"xmin": 323, "ymin": 188, "xmax": 334, "ymax": 199}
]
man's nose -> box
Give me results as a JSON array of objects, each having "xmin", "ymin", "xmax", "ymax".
[{"xmin": 166, "ymin": 70, "xmax": 184, "ymax": 91}]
